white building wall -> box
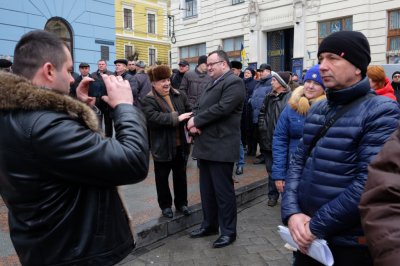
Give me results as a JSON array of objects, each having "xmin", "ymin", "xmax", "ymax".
[
  {"xmin": 171, "ymin": 0, "xmax": 298, "ymax": 68},
  {"xmin": 171, "ymin": 0, "xmax": 400, "ymax": 70},
  {"xmin": 304, "ymin": 0, "xmax": 400, "ymax": 68}
]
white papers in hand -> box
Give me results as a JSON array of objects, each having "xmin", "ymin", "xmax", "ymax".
[{"xmin": 278, "ymin": 225, "xmax": 334, "ymax": 266}]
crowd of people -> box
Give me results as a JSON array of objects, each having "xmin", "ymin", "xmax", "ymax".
[{"xmin": 2, "ymin": 29, "xmax": 400, "ymax": 265}]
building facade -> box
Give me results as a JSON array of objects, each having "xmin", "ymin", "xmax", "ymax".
[
  {"xmin": 171, "ymin": 0, "xmax": 400, "ymax": 77},
  {"xmin": 115, "ymin": 0, "xmax": 171, "ymax": 67},
  {"xmin": 0, "ymin": 0, "xmax": 116, "ymax": 72}
]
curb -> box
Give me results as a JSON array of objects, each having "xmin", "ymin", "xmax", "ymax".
[{"xmin": 134, "ymin": 178, "xmax": 267, "ymax": 248}]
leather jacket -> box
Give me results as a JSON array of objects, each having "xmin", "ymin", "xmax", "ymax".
[
  {"xmin": 0, "ymin": 72, "xmax": 149, "ymax": 266},
  {"xmin": 258, "ymin": 90, "xmax": 291, "ymax": 152}
]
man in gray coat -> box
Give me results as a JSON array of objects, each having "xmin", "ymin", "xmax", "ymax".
[
  {"xmin": 179, "ymin": 55, "xmax": 212, "ymax": 108},
  {"xmin": 187, "ymin": 50, "xmax": 245, "ymax": 248},
  {"xmin": 132, "ymin": 60, "xmax": 151, "ymax": 108}
]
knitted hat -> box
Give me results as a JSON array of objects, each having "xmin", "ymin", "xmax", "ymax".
[
  {"xmin": 147, "ymin": 65, "xmax": 171, "ymax": 82},
  {"xmin": 317, "ymin": 31, "xmax": 371, "ymax": 77},
  {"xmin": 392, "ymin": 71, "xmax": 400, "ymax": 79},
  {"xmin": 198, "ymin": 55, "xmax": 207, "ymax": 65},
  {"xmin": 272, "ymin": 71, "xmax": 290, "ymax": 89},
  {"xmin": 303, "ymin": 64, "xmax": 325, "ymax": 90}
]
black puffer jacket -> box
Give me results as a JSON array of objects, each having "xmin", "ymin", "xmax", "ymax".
[
  {"xmin": 258, "ymin": 90, "xmax": 291, "ymax": 152},
  {"xmin": 0, "ymin": 72, "xmax": 149, "ymax": 266},
  {"xmin": 141, "ymin": 88, "xmax": 192, "ymax": 162}
]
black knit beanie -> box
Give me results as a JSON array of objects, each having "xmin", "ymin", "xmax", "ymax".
[{"xmin": 317, "ymin": 31, "xmax": 371, "ymax": 77}]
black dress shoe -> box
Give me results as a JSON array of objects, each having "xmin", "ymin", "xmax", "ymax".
[
  {"xmin": 162, "ymin": 208, "xmax": 173, "ymax": 218},
  {"xmin": 267, "ymin": 198, "xmax": 278, "ymax": 207},
  {"xmin": 178, "ymin": 205, "xmax": 191, "ymax": 216},
  {"xmin": 190, "ymin": 227, "xmax": 219, "ymax": 238},
  {"xmin": 212, "ymin": 235, "xmax": 236, "ymax": 248},
  {"xmin": 235, "ymin": 166, "xmax": 243, "ymax": 175},
  {"xmin": 253, "ymin": 157, "xmax": 265, "ymax": 164}
]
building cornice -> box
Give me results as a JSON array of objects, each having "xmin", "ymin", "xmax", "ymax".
[{"xmin": 116, "ymin": 34, "xmax": 171, "ymax": 46}]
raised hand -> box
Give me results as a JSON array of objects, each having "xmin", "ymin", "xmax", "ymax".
[
  {"xmin": 76, "ymin": 76, "xmax": 96, "ymax": 106},
  {"xmin": 101, "ymin": 75, "xmax": 133, "ymax": 108}
]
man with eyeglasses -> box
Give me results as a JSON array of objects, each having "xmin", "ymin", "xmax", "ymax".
[
  {"xmin": 187, "ymin": 50, "xmax": 245, "ymax": 248},
  {"xmin": 391, "ymin": 71, "xmax": 400, "ymax": 103}
]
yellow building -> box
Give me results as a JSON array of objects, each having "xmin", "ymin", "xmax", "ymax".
[{"xmin": 116, "ymin": 0, "xmax": 171, "ymax": 67}]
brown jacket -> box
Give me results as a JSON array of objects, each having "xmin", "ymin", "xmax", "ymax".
[{"xmin": 360, "ymin": 128, "xmax": 400, "ymax": 266}]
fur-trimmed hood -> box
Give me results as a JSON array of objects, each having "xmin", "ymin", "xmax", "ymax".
[
  {"xmin": 0, "ymin": 71, "xmax": 100, "ymax": 132},
  {"xmin": 288, "ymin": 86, "xmax": 326, "ymax": 116}
]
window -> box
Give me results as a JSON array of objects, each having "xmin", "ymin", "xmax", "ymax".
[
  {"xmin": 185, "ymin": 0, "xmax": 197, "ymax": 18},
  {"xmin": 388, "ymin": 9, "xmax": 400, "ymax": 63},
  {"xmin": 232, "ymin": 0, "xmax": 244, "ymax": 5},
  {"xmin": 148, "ymin": 13, "xmax": 155, "ymax": 34},
  {"xmin": 149, "ymin": 48, "xmax": 156, "ymax": 66},
  {"xmin": 124, "ymin": 8, "xmax": 132, "ymax": 30},
  {"xmin": 45, "ymin": 17, "xmax": 73, "ymax": 61},
  {"xmin": 180, "ymin": 44, "xmax": 206, "ymax": 58},
  {"xmin": 223, "ymin": 36, "xmax": 244, "ymax": 61},
  {"xmin": 179, "ymin": 43, "xmax": 206, "ymax": 68},
  {"xmin": 100, "ymin": 46, "xmax": 109, "ymax": 61},
  {"xmin": 125, "ymin": 45, "xmax": 133, "ymax": 59},
  {"xmin": 318, "ymin": 17, "xmax": 352, "ymax": 44}
]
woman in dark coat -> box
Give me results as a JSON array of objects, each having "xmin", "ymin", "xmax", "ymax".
[{"xmin": 141, "ymin": 65, "xmax": 193, "ymax": 218}]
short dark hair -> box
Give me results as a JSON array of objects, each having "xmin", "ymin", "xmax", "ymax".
[
  {"xmin": 13, "ymin": 30, "xmax": 68, "ymax": 80},
  {"xmin": 208, "ymin": 50, "xmax": 230, "ymax": 67}
]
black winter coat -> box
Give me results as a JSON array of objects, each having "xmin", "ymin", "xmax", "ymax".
[
  {"xmin": 258, "ymin": 90, "xmax": 291, "ymax": 152},
  {"xmin": 141, "ymin": 88, "xmax": 192, "ymax": 162},
  {"xmin": 192, "ymin": 70, "xmax": 245, "ymax": 162},
  {"xmin": 0, "ymin": 72, "xmax": 149, "ymax": 266}
]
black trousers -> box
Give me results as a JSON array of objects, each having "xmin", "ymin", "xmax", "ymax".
[
  {"xmin": 199, "ymin": 159, "xmax": 237, "ymax": 237},
  {"xmin": 293, "ymin": 245, "xmax": 372, "ymax": 266},
  {"xmin": 154, "ymin": 147, "xmax": 188, "ymax": 210},
  {"xmin": 264, "ymin": 151, "xmax": 279, "ymax": 200},
  {"xmin": 247, "ymin": 123, "xmax": 259, "ymax": 156}
]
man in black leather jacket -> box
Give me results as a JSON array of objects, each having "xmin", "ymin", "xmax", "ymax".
[{"xmin": 0, "ymin": 30, "xmax": 149, "ymax": 266}]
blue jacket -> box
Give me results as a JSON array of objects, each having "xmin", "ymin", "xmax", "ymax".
[
  {"xmin": 282, "ymin": 78, "xmax": 400, "ymax": 247},
  {"xmin": 272, "ymin": 105, "xmax": 305, "ymax": 180},
  {"xmin": 249, "ymin": 76, "xmax": 272, "ymax": 123}
]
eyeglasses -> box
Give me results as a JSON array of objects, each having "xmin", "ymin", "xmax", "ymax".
[
  {"xmin": 206, "ymin": 61, "xmax": 223, "ymax": 68},
  {"xmin": 393, "ymin": 75, "xmax": 400, "ymax": 78}
]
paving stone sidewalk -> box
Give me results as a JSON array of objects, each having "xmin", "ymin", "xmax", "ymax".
[{"xmin": 119, "ymin": 195, "xmax": 292, "ymax": 266}]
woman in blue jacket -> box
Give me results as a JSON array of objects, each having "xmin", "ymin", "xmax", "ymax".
[{"xmin": 272, "ymin": 65, "xmax": 326, "ymax": 193}]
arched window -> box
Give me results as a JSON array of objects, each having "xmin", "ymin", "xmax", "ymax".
[{"xmin": 45, "ymin": 17, "xmax": 73, "ymax": 59}]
